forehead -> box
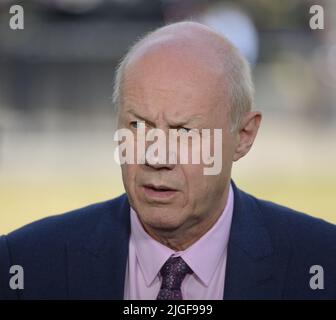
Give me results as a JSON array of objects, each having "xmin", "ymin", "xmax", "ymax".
[{"xmin": 121, "ymin": 44, "xmax": 229, "ymax": 124}]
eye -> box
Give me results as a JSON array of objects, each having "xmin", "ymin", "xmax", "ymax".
[
  {"xmin": 177, "ymin": 127, "xmax": 192, "ymax": 133},
  {"xmin": 130, "ymin": 121, "xmax": 138, "ymax": 129},
  {"xmin": 130, "ymin": 121, "xmax": 144, "ymax": 129}
]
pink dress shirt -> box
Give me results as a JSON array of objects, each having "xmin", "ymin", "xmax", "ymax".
[{"xmin": 124, "ymin": 183, "xmax": 234, "ymax": 300}]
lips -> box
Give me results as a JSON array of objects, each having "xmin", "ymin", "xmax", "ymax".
[
  {"xmin": 144, "ymin": 183, "xmax": 177, "ymax": 191},
  {"xmin": 142, "ymin": 183, "xmax": 178, "ymax": 199}
]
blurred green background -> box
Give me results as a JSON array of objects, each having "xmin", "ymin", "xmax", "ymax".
[{"xmin": 0, "ymin": 0, "xmax": 335, "ymax": 234}]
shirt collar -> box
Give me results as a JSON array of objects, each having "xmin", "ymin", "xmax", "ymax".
[
  {"xmin": 130, "ymin": 208, "xmax": 174, "ymax": 286},
  {"xmin": 130, "ymin": 183, "xmax": 234, "ymax": 287}
]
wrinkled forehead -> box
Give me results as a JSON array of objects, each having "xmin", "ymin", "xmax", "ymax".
[
  {"xmin": 121, "ymin": 38, "xmax": 229, "ymax": 120},
  {"xmin": 124, "ymin": 33, "xmax": 226, "ymax": 83}
]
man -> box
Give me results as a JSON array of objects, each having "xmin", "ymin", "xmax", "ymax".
[{"xmin": 0, "ymin": 22, "xmax": 335, "ymax": 300}]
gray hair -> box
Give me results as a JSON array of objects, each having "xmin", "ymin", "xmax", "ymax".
[{"xmin": 112, "ymin": 23, "xmax": 255, "ymax": 133}]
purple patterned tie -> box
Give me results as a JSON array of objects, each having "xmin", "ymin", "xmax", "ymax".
[{"xmin": 156, "ymin": 256, "xmax": 192, "ymax": 300}]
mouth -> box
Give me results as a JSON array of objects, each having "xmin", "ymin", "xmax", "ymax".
[{"xmin": 142, "ymin": 184, "xmax": 178, "ymax": 199}]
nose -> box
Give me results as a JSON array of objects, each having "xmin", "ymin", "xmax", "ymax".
[
  {"xmin": 145, "ymin": 150, "xmax": 176, "ymax": 170},
  {"xmin": 144, "ymin": 129, "xmax": 177, "ymax": 170}
]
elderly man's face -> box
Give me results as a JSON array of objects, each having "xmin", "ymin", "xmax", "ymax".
[{"xmin": 117, "ymin": 45, "xmax": 237, "ymax": 241}]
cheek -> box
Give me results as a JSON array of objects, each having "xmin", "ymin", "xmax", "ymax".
[
  {"xmin": 182, "ymin": 163, "xmax": 228, "ymax": 205},
  {"xmin": 182, "ymin": 165, "xmax": 209, "ymax": 203},
  {"xmin": 121, "ymin": 164, "xmax": 137, "ymax": 193},
  {"xmin": 222, "ymin": 133, "xmax": 237, "ymax": 160}
]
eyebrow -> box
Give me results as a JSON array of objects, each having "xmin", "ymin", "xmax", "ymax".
[
  {"xmin": 125, "ymin": 108, "xmax": 203, "ymax": 128},
  {"xmin": 125, "ymin": 108, "xmax": 156, "ymax": 128}
]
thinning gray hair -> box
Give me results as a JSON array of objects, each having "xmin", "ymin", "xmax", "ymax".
[{"xmin": 112, "ymin": 23, "xmax": 255, "ymax": 133}]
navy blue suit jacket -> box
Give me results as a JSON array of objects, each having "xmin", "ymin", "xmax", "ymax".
[{"xmin": 1, "ymin": 182, "xmax": 336, "ymax": 299}]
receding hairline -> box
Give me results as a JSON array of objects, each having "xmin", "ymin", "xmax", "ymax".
[
  {"xmin": 123, "ymin": 21, "xmax": 238, "ymax": 74},
  {"xmin": 113, "ymin": 21, "xmax": 255, "ymax": 132}
]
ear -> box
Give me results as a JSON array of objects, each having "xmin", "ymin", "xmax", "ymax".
[{"xmin": 233, "ymin": 111, "xmax": 262, "ymax": 162}]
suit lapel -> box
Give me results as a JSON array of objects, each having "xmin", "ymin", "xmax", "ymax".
[
  {"xmin": 224, "ymin": 182, "xmax": 290, "ymax": 299},
  {"xmin": 67, "ymin": 194, "xmax": 131, "ymax": 299}
]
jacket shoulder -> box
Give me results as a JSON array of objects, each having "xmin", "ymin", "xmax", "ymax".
[
  {"xmin": 245, "ymin": 191, "xmax": 336, "ymax": 270},
  {"xmin": 247, "ymin": 193, "xmax": 336, "ymax": 298},
  {"xmin": 4, "ymin": 194, "xmax": 127, "ymax": 244},
  {"xmin": 251, "ymin": 193, "xmax": 336, "ymax": 242},
  {"xmin": 0, "ymin": 194, "xmax": 128, "ymax": 299}
]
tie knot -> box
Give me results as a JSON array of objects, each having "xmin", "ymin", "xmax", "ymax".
[{"xmin": 160, "ymin": 256, "xmax": 192, "ymax": 290}]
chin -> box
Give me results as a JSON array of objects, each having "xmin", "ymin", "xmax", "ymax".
[{"xmin": 140, "ymin": 208, "xmax": 184, "ymax": 231}]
